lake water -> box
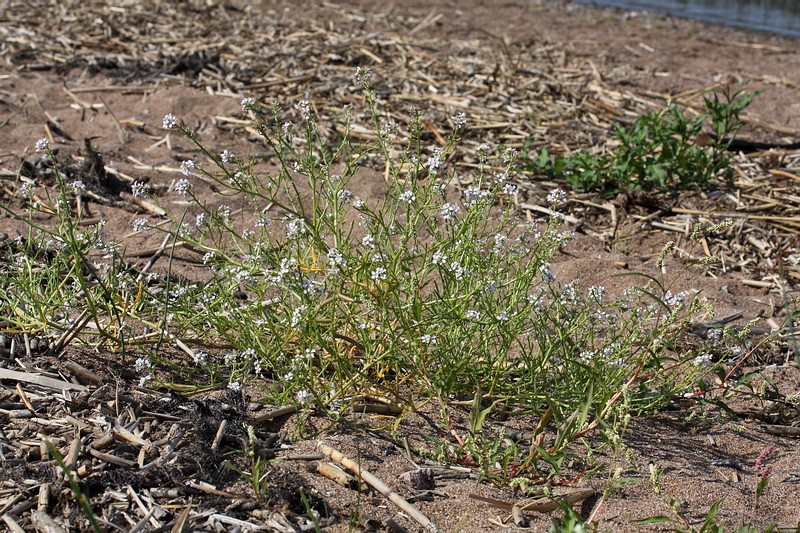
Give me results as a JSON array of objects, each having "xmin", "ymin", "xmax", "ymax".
[{"xmin": 575, "ymin": 0, "xmax": 800, "ymax": 38}]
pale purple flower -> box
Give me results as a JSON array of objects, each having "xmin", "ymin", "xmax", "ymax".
[{"xmin": 35, "ymin": 138, "xmax": 49, "ymax": 152}]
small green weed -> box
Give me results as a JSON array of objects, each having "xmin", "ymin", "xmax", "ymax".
[
  {"xmin": 524, "ymin": 88, "xmax": 757, "ymax": 193},
  {"xmin": 224, "ymin": 426, "xmax": 273, "ymax": 507}
]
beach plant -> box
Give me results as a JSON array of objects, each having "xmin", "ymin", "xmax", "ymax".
[
  {"xmin": 524, "ymin": 88, "xmax": 757, "ymax": 193},
  {"xmin": 1, "ymin": 69, "xmax": 743, "ymax": 486},
  {"xmin": 1, "ymin": 139, "xmax": 137, "ymax": 359}
]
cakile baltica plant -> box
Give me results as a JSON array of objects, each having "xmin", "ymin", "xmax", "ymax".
[
  {"xmin": 142, "ymin": 69, "xmax": 729, "ymax": 470},
  {"xmin": 3, "ymin": 68, "xmax": 736, "ymax": 484}
]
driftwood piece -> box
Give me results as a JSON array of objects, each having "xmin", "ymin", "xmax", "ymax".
[
  {"xmin": 318, "ymin": 442, "xmax": 439, "ymax": 532},
  {"xmin": 0, "ymin": 368, "xmax": 86, "ymax": 392}
]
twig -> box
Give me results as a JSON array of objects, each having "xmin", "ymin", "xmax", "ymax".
[{"xmin": 317, "ymin": 442, "xmax": 439, "ymax": 532}]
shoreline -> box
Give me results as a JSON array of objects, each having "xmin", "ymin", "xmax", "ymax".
[{"xmin": 572, "ymin": 0, "xmax": 800, "ymax": 40}]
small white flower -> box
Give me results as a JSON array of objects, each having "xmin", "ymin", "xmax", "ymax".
[
  {"xmin": 290, "ymin": 305, "xmax": 308, "ymax": 327},
  {"xmin": 174, "ymin": 178, "xmax": 192, "ymax": 197},
  {"xmin": 192, "ymin": 351, "xmax": 208, "ymax": 365},
  {"xmin": 134, "ymin": 357, "xmax": 151, "ymax": 373},
  {"xmin": 361, "ymin": 233, "xmax": 376, "ymax": 249},
  {"xmin": 420, "ymin": 334, "xmax": 438, "ymax": 346},
  {"xmin": 440, "ymin": 203, "xmax": 460, "ymax": 221},
  {"xmin": 503, "ymin": 147, "xmax": 518, "ymax": 165},
  {"xmin": 18, "ymin": 181, "xmax": 35, "ymax": 199},
  {"xmin": 502, "ymin": 183, "xmax": 518, "ymax": 196},
  {"xmin": 255, "ymin": 213, "xmax": 270, "ymax": 227},
  {"xmin": 337, "ymin": 189, "xmax": 352, "ymax": 201},
  {"xmin": 162, "ymin": 113, "xmax": 178, "ymax": 129},
  {"xmin": 465, "ymin": 309, "xmax": 480, "ymax": 320},
  {"xmin": 282, "ymin": 121, "xmax": 294, "ymax": 140},
  {"xmin": 588, "ymin": 285, "xmax": 606, "ymax": 302},
  {"xmin": 131, "ymin": 181, "xmax": 149, "ymax": 198},
  {"xmin": 285, "ymin": 215, "xmax": 306, "ymax": 239},
  {"xmin": 133, "ymin": 218, "xmax": 149, "ymax": 233},
  {"xmin": 217, "ymin": 205, "xmax": 231, "ymax": 221},
  {"xmin": 298, "ymin": 100, "xmax": 312, "ymax": 121},
  {"xmin": 69, "ymin": 180, "xmax": 86, "ymax": 194},
  {"xmin": 693, "ymin": 353, "xmax": 714, "ymax": 366},
  {"xmin": 220, "ymin": 150, "xmax": 235, "ymax": 164},
  {"xmin": 35, "ymin": 138, "xmax": 49, "ymax": 152},
  {"xmin": 296, "ymin": 389, "xmax": 313, "ymax": 405},
  {"xmin": 431, "ymin": 250, "xmax": 447, "ymax": 266},
  {"xmin": 398, "ymin": 191, "xmax": 415, "ymax": 204},
  {"xmin": 230, "ymin": 171, "xmax": 246, "ymax": 188},
  {"xmin": 426, "ymin": 147, "xmax": 445, "ymax": 176},
  {"xmin": 228, "ymin": 381, "xmax": 241, "ymax": 392},
  {"xmin": 241, "ymin": 97, "xmax": 255, "ymax": 111},
  {"xmin": 707, "ymin": 328, "xmax": 723, "ymax": 344},
  {"xmin": 327, "ymin": 248, "xmax": 346, "ymax": 271},
  {"xmin": 547, "ymin": 188, "xmax": 567, "ymax": 206},
  {"xmin": 664, "ymin": 291, "xmax": 685, "ymax": 308},
  {"xmin": 381, "ymin": 121, "xmax": 398, "ymax": 139},
  {"xmin": 463, "ymin": 186, "xmax": 492, "ymax": 207},
  {"xmin": 180, "ymin": 160, "xmax": 197, "ymax": 177},
  {"xmin": 355, "ymin": 66, "xmax": 371, "ymax": 83},
  {"xmin": 371, "ymin": 267, "xmax": 387, "ymax": 281},
  {"xmin": 452, "ymin": 112, "xmax": 467, "ymax": 128}
]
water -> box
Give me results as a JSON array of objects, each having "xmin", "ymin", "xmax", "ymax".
[{"xmin": 576, "ymin": 0, "xmax": 800, "ymax": 38}]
